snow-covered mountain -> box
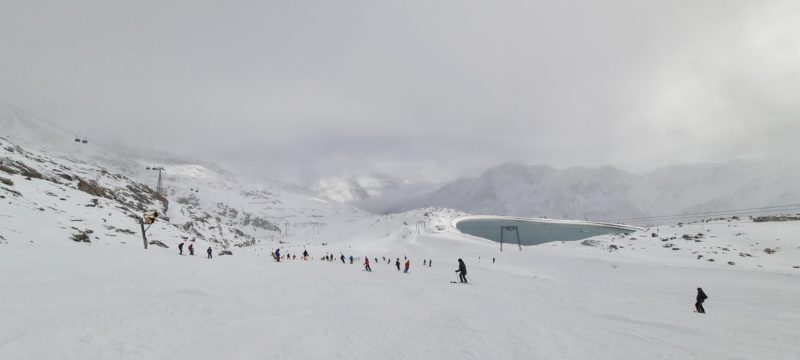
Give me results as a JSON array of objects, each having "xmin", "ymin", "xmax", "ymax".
[
  {"xmin": 0, "ymin": 102, "xmax": 366, "ymax": 250},
  {"xmin": 3, "ymin": 102, "xmax": 800, "ymax": 360},
  {"xmin": 408, "ymin": 161, "xmax": 800, "ymax": 224},
  {"xmin": 311, "ymin": 174, "xmax": 438, "ymax": 214}
]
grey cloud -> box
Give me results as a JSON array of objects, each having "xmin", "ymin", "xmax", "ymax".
[{"xmin": 1, "ymin": 0, "xmax": 798, "ymax": 184}]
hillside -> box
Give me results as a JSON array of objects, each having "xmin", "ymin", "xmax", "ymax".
[
  {"xmin": 0, "ymin": 103, "xmax": 366, "ymax": 252},
  {"xmin": 407, "ymin": 161, "xmax": 800, "ymax": 224},
  {"xmin": 2, "ymin": 103, "xmax": 800, "ymax": 359}
]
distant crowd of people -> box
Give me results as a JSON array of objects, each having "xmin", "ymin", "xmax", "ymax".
[{"xmin": 175, "ymin": 243, "xmax": 710, "ymax": 313}]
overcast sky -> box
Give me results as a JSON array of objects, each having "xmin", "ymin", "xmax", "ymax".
[{"xmin": 1, "ymin": 0, "xmax": 798, "ymax": 184}]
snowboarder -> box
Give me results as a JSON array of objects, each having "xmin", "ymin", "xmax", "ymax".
[
  {"xmin": 275, "ymin": 248, "xmax": 281, "ymax": 262},
  {"xmin": 207, "ymin": 246, "xmax": 212, "ymax": 259},
  {"xmin": 188, "ymin": 243, "xmax": 194, "ymax": 256},
  {"xmin": 303, "ymin": 250, "xmax": 309, "ymax": 261},
  {"xmin": 395, "ymin": 258, "xmax": 401, "ymax": 271},
  {"xmin": 404, "ymin": 259, "xmax": 410, "ymax": 273},
  {"xmin": 364, "ymin": 257, "xmax": 372, "ymax": 272},
  {"xmin": 178, "ymin": 242, "xmax": 184, "ymax": 255},
  {"xmin": 455, "ymin": 259, "xmax": 467, "ymax": 283},
  {"xmin": 695, "ymin": 287, "xmax": 708, "ymax": 313}
]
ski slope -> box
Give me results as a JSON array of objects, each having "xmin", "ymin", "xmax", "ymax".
[
  {"xmin": 2, "ymin": 104, "xmax": 799, "ymax": 359},
  {"xmin": 1, "ymin": 214, "xmax": 799, "ymax": 360}
]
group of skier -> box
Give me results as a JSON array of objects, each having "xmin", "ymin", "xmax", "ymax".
[
  {"xmin": 362, "ymin": 256, "xmax": 414, "ymax": 273},
  {"xmin": 174, "ymin": 243, "xmax": 708, "ymax": 312},
  {"xmin": 262, "ymin": 247, "xmax": 468, "ymax": 283},
  {"xmin": 177, "ymin": 242, "xmax": 213, "ymax": 259}
]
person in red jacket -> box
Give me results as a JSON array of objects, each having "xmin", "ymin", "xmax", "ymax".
[
  {"xmin": 404, "ymin": 259, "xmax": 410, "ymax": 273},
  {"xmin": 364, "ymin": 257, "xmax": 372, "ymax": 272}
]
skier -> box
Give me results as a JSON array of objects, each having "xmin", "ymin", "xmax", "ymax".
[
  {"xmin": 364, "ymin": 257, "xmax": 372, "ymax": 272},
  {"xmin": 493, "ymin": 257, "xmax": 496, "ymax": 264},
  {"xmin": 275, "ymin": 248, "xmax": 281, "ymax": 262},
  {"xmin": 423, "ymin": 259, "xmax": 427, "ymax": 266},
  {"xmin": 349, "ymin": 255, "xmax": 354, "ymax": 264},
  {"xmin": 207, "ymin": 246, "xmax": 212, "ymax": 259},
  {"xmin": 429, "ymin": 259, "xmax": 432, "ymax": 267},
  {"xmin": 188, "ymin": 243, "xmax": 194, "ymax": 256},
  {"xmin": 455, "ymin": 259, "xmax": 468, "ymax": 283},
  {"xmin": 395, "ymin": 258, "xmax": 401, "ymax": 271},
  {"xmin": 695, "ymin": 288, "xmax": 708, "ymax": 313},
  {"xmin": 178, "ymin": 242, "xmax": 184, "ymax": 255},
  {"xmin": 303, "ymin": 250, "xmax": 309, "ymax": 261},
  {"xmin": 404, "ymin": 259, "xmax": 410, "ymax": 273},
  {"xmin": 341, "ymin": 254, "xmax": 346, "ymax": 264}
]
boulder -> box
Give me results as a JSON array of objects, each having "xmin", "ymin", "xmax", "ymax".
[{"xmin": 148, "ymin": 240, "xmax": 169, "ymax": 248}]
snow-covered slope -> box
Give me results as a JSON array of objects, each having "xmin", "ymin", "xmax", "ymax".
[
  {"xmin": 2, "ymin": 103, "xmax": 800, "ymax": 359},
  {"xmin": 411, "ymin": 161, "xmax": 800, "ymax": 223},
  {"xmin": 1, "ymin": 204, "xmax": 799, "ymax": 359},
  {"xmin": 0, "ymin": 103, "xmax": 367, "ymax": 251}
]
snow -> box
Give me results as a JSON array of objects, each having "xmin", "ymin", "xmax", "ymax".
[
  {"xmin": 2, "ymin": 212, "xmax": 800, "ymax": 359},
  {"xmin": 2, "ymin": 105, "xmax": 800, "ymax": 359}
]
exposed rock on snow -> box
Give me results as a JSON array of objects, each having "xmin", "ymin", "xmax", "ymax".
[{"xmin": 148, "ymin": 240, "xmax": 169, "ymax": 248}]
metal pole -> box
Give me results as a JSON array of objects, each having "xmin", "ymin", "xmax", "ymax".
[
  {"xmin": 499, "ymin": 226, "xmax": 504, "ymax": 252},
  {"xmin": 140, "ymin": 221, "xmax": 148, "ymax": 249},
  {"xmin": 156, "ymin": 169, "xmax": 163, "ymax": 194},
  {"xmin": 515, "ymin": 226, "xmax": 522, "ymax": 251}
]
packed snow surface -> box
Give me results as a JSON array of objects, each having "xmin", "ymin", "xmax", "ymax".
[{"xmin": 2, "ymin": 214, "xmax": 799, "ymax": 360}]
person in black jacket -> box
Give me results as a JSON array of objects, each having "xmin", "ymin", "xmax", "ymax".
[
  {"xmin": 695, "ymin": 288, "xmax": 708, "ymax": 313},
  {"xmin": 456, "ymin": 259, "xmax": 467, "ymax": 283}
]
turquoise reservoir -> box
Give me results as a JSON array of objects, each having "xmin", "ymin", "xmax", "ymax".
[{"xmin": 454, "ymin": 216, "xmax": 638, "ymax": 246}]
